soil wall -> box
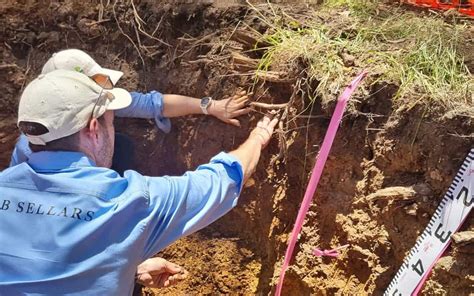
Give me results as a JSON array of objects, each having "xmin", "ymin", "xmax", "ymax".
[{"xmin": 0, "ymin": 1, "xmax": 472, "ymax": 295}]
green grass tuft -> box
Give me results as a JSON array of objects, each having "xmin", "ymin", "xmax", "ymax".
[
  {"xmin": 248, "ymin": 2, "xmax": 473, "ymax": 114},
  {"xmin": 322, "ymin": 0, "xmax": 379, "ymax": 16}
]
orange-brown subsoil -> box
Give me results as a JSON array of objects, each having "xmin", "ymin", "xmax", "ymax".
[{"xmin": 0, "ymin": 1, "xmax": 472, "ymax": 295}]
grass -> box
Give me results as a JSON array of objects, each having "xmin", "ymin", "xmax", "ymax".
[
  {"xmin": 323, "ymin": 0, "xmax": 379, "ymax": 16},
  {"xmin": 248, "ymin": 1, "xmax": 473, "ymax": 114}
]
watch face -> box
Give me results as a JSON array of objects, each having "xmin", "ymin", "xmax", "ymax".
[{"xmin": 201, "ymin": 97, "xmax": 211, "ymax": 107}]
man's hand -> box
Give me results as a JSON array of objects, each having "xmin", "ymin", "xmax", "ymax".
[
  {"xmin": 136, "ymin": 257, "xmax": 188, "ymax": 288},
  {"xmin": 248, "ymin": 115, "xmax": 279, "ymax": 148},
  {"xmin": 229, "ymin": 115, "xmax": 279, "ymax": 182},
  {"xmin": 208, "ymin": 91, "xmax": 252, "ymax": 127}
]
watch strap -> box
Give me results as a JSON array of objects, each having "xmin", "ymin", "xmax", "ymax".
[{"xmin": 200, "ymin": 97, "xmax": 212, "ymax": 115}]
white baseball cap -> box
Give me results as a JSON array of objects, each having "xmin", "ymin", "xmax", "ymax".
[
  {"xmin": 18, "ymin": 69, "xmax": 132, "ymax": 145},
  {"xmin": 42, "ymin": 49, "xmax": 123, "ymax": 85}
]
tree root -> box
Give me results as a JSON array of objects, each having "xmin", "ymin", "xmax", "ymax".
[{"xmin": 249, "ymin": 102, "xmax": 288, "ymax": 109}]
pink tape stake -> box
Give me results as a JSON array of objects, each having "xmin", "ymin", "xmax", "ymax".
[
  {"xmin": 313, "ymin": 244, "xmax": 350, "ymax": 258},
  {"xmin": 275, "ymin": 71, "xmax": 367, "ymax": 296}
]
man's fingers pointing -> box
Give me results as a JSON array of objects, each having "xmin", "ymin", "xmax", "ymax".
[{"xmin": 269, "ymin": 117, "xmax": 279, "ymax": 129}]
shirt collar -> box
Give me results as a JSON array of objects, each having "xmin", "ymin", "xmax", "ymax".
[{"xmin": 27, "ymin": 151, "xmax": 97, "ymax": 171}]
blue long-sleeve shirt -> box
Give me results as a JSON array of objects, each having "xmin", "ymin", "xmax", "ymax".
[
  {"xmin": 115, "ymin": 91, "xmax": 171, "ymax": 133},
  {"xmin": 0, "ymin": 151, "xmax": 243, "ymax": 295},
  {"xmin": 10, "ymin": 91, "xmax": 171, "ymax": 167}
]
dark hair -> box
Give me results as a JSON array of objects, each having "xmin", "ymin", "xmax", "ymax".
[
  {"xmin": 19, "ymin": 116, "xmax": 107, "ymax": 153},
  {"xmin": 29, "ymin": 132, "xmax": 81, "ymax": 153}
]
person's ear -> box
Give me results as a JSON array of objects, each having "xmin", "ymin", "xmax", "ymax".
[{"xmin": 86, "ymin": 118, "xmax": 101, "ymax": 144}]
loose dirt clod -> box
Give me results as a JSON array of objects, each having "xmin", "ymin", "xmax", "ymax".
[{"xmin": 452, "ymin": 231, "xmax": 474, "ymax": 246}]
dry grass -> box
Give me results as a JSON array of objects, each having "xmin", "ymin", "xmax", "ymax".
[{"xmin": 248, "ymin": 1, "xmax": 473, "ymax": 115}]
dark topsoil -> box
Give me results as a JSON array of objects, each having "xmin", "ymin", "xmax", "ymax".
[{"xmin": 0, "ymin": 0, "xmax": 472, "ymax": 295}]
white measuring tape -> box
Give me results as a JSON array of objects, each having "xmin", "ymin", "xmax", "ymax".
[{"xmin": 385, "ymin": 148, "xmax": 473, "ymax": 296}]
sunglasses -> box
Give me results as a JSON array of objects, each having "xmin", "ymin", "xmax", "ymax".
[
  {"xmin": 89, "ymin": 74, "xmax": 113, "ymax": 121},
  {"xmin": 91, "ymin": 73, "xmax": 114, "ymax": 89}
]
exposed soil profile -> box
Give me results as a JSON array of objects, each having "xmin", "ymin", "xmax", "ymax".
[{"xmin": 0, "ymin": 0, "xmax": 473, "ymax": 295}]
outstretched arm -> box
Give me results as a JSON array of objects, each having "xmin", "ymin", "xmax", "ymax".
[
  {"xmin": 162, "ymin": 91, "xmax": 251, "ymax": 127},
  {"xmin": 229, "ymin": 116, "xmax": 278, "ymax": 182},
  {"xmin": 141, "ymin": 115, "xmax": 279, "ymax": 258},
  {"xmin": 116, "ymin": 91, "xmax": 252, "ymax": 132},
  {"xmin": 161, "ymin": 94, "xmax": 201, "ymax": 117}
]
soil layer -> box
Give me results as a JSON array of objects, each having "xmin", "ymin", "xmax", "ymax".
[{"xmin": 0, "ymin": 1, "xmax": 472, "ymax": 295}]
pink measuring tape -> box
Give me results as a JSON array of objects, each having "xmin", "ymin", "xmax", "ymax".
[{"xmin": 274, "ymin": 71, "xmax": 367, "ymax": 296}]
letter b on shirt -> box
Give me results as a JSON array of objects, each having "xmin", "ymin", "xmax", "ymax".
[{"xmin": 1, "ymin": 199, "xmax": 10, "ymax": 210}]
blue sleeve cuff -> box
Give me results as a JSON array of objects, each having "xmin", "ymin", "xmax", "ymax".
[
  {"xmin": 209, "ymin": 152, "xmax": 244, "ymax": 194},
  {"xmin": 115, "ymin": 91, "xmax": 171, "ymax": 133},
  {"xmin": 148, "ymin": 91, "xmax": 171, "ymax": 134}
]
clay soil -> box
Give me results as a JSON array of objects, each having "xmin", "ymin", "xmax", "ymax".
[{"xmin": 0, "ymin": 0, "xmax": 473, "ymax": 295}]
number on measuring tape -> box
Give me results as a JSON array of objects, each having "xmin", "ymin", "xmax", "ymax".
[{"xmin": 384, "ymin": 149, "xmax": 474, "ymax": 296}]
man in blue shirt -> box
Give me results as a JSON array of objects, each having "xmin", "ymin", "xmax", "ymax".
[
  {"xmin": 0, "ymin": 69, "xmax": 277, "ymax": 295},
  {"xmin": 7, "ymin": 49, "xmax": 252, "ymax": 290},
  {"xmin": 6, "ymin": 48, "xmax": 263, "ymax": 291},
  {"xmin": 10, "ymin": 49, "xmax": 252, "ymax": 168}
]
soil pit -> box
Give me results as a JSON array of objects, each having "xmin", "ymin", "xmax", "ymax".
[{"xmin": 0, "ymin": 1, "xmax": 473, "ymax": 295}]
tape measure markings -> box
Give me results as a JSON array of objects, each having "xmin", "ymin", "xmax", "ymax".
[{"xmin": 385, "ymin": 148, "xmax": 473, "ymax": 295}]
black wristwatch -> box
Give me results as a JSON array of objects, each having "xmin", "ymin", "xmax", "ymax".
[{"xmin": 200, "ymin": 96, "xmax": 212, "ymax": 115}]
